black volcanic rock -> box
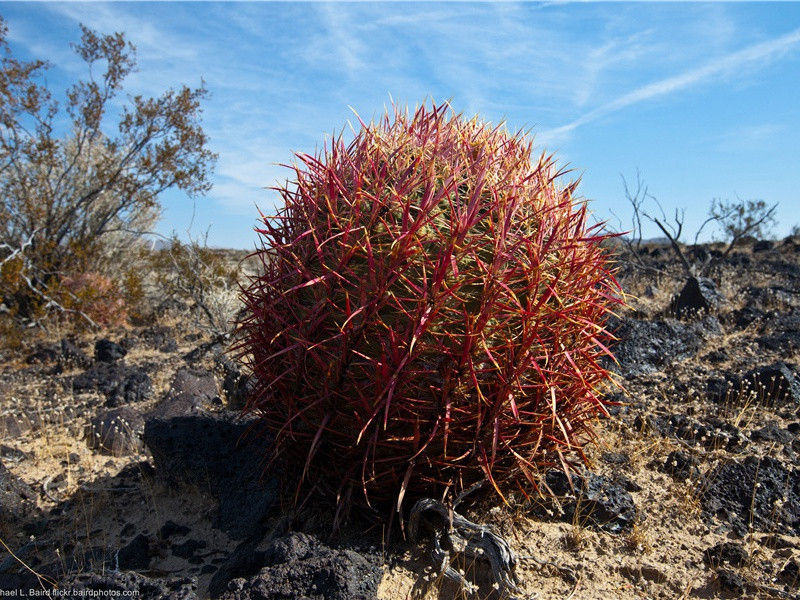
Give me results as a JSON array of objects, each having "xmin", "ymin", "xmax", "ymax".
[
  {"xmin": 670, "ymin": 276, "xmax": 724, "ymax": 318},
  {"xmin": 638, "ymin": 413, "xmax": 747, "ymax": 451},
  {"xmin": 85, "ymin": 406, "xmax": 144, "ymax": 456},
  {"xmin": 700, "ymin": 456, "xmax": 800, "ymax": 536},
  {"xmin": 116, "ymin": 534, "xmax": 153, "ymax": 571},
  {"xmin": 62, "ymin": 572, "xmax": 197, "ymax": 600},
  {"xmin": 73, "ymin": 363, "xmax": 152, "ymax": 407},
  {"xmin": 741, "ymin": 362, "xmax": 800, "ymax": 406},
  {"xmin": 218, "ymin": 533, "xmax": 381, "ymax": 600},
  {"xmin": 143, "ymin": 410, "xmax": 276, "ymax": 539},
  {"xmin": 94, "ymin": 339, "xmax": 127, "ymax": 363},
  {"xmin": 610, "ymin": 316, "xmax": 720, "ymax": 377},
  {"xmin": 0, "ymin": 461, "xmax": 35, "ymax": 525},
  {"xmin": 147, "ymin": 368, "xmax": 218, "ymax": 420},
  {"xmin": 660, "ymin": 450, "xmax": 700, "ymax": 481},
  {"xmin": 703, "ymin": 542, "xmax": 748, "ymax": 568},
  {"xmin": 538, "ymin": 470, "xmax": 636, "ymax": 533}
]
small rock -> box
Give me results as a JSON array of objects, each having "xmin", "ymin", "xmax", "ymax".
[
  {"xmin": 217, "ymin": 356, "xmax": 252, "ymax": 410},
  {"xmin": 86, "ymin": 407, "xmax": 144, "ymax": 456},
  {"xmin": 644, "ymin": 414, "xmax": 747, "ymax": 451},
  {"xmin": 94, "ymin": 339, "xmax": 127, "ymax": 363},
  {"xmin": 171, "ymin": 539, "xmax": 207, "ymax": 560},
  {"xmin": 716, "ymin": 569, "xmax": 746, "ymax": 596},
  {"xmin": 779, "ymin": 558, "xmax": 799, "ymax": 587},
  {"xmin": 0, "ymin": 461, "xmax": 36, "ymax": 525},
  {"xmin": 702, "ymin": 348, "xmax": 729, "ymax": 364},
  {"xmin": 700, "ymin": 456, "xmax": 800, "ymax": 536},
  {"xmin": 0, "ymin": 445, "xmax": 29, "ymax": 463},
  {"xmin": 147, "ymin": 369, "xmax": 217, "ymax": 420},
  {"xmin": 218, "ymin": 533, "xmax": 381, "ymax": 600},
  {"xmin": 60, "ymin": 338, "xmax": 90, "ymax": 366},
  {"xmin": 660, "ymin": 450, "xmax": 700, "ymax": 481},
  {"xmin": 752, "ymin": 239, "xmax": 774, "ymax": 252},
  {"xmin": 741, "ymin": 362, "xmax": 800, "ymax": 406},
  {"xmin": 160, "ymin": 520, "xmax": 190, "ymax": 539},
  {"xmin": 670, "ymin": 277, "xmax": 724, "ymax": 318},
  {"xmin": 140, "ymin": 326, "xmax": 179, "ymax": 353},
  {"xmin": 25, "ymin": 343, "xmax": 59, "ymax": 364},
  {"xmin": 116, "ymin": 534, "xmax": 152, "ymax": 571},
  {"xmin": 610, "ymin": 317, "xmax": 720, "ymax": 377},
  {"xmin": 703, "ymin": 542, "xmax": 748, "ymax": 568},
  {"xmin": 601, "ymin": 452, "xmax": 630, "ymax": 467},
  {"xmin": 540, "ymin": 470, "xmax": 636, "ymax": 533},
  {"xmin": 750, "ymin": 421, "xmax": 794, "ymax": 444},
  {"xmin": 63, "ymin": 572, "xmax": 197, "ymax": 600},
  {"xmin": 143, "ymin": 411, "xmax": 276, "ymax": 539},
  {"xmin": 0, "ymin": 412, "xmax": 41, "ymax": 440},
  {"xmin": 73, "ymin": 363, "xmax": 152, "ymax": 407}
]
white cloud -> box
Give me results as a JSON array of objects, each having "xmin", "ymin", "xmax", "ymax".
[{"xmin": 540, "ymin": 26, "xmax": 800, "ymax": 144}]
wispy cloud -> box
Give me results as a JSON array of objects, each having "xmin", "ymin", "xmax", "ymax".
[{"xmin": 540, "ymin": 26, "xmax": 800, "ymax": 144}]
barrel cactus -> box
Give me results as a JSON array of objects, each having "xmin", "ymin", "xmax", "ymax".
[{"xmin": 236, "ymin": 102, "xmax": 623, "ymax": 520}]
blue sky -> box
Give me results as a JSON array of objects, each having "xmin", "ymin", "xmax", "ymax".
[{"xmin": 2, "ymin": 1, "xmax": 799, "ymax": 248}]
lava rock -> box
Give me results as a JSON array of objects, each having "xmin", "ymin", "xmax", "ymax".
[
  {"xmin": 0, "ymin": 461, "xmax": 35, "ymax": 524},
  {"xmin": 726, "ymin": 306, "xmax": 766, "ymax": 330},
  {"xmin": 706, "ymin": 375, "xmax": 737, "ymax": 403},
  {"xmin": 670, "ymin": 277, "xmax": 724, "ymax": 318},
  {"xmin": 160, "ymin": 520, "xmax": 191, "ymax": 539},
  {"xmin": 216, "ymin": 355, "xmax": 252, "ymax": 410},
  {"xmin": 700, "ymin": 456, "xmax": 800, "ymax": 536},
  {"xmin": 610, "ymin": 316, "xmax": 720, "ymax": 377},
  {"xmin": 0, "ymin": 573, "xmax": 41, "ymax": 592},
  {"xmin": 25, "ymin": 343, "xmax": 59, "ymax": 364},
  {"xmin": 715, "ymin": 569, "xmax": 746, "ymax": 596},
  {"xmin": 140, "ymin": 325, "xmax": 179, "ymax": 353},
  {"xmin": 750, "ymin": 422, "xmax": 794, "ymax": 444},
  {"xmin": 540, "ymin": 470, "xmax": 636, "ymax": 533},
  {"xmin": 601, "ymin": 452, "xmax": 630, "ymax": 467},
  {"xmin": 0, "ymin": 445, "xmax": 29, "ymax": 463},
  {"xmin": 116, "ymin": 534, "xmax": 152, "ymax": 571},
  {"xmin": 143, "ymin": 410, "xmax": 276, "ymax": 539},
  {"xmin": 710, "ymin": 363, "xmax": 800, "ymax": 406},
  {"xmin": 641, "ymin": 413, "xmax": 747, "ymax": 451},
  {"xmin": 73, "ymin": 363, "xmax": 152, "ymax": 407},
  {"xmin": 0, "ymin": 412, "xmax": 40, "ymax": 440},
  {"xmin": 741, "ymin": 362, "xmax": 800, "ymax": 406},
  {"xmin": 85, "ymin": 406, "xmax": 144, "ymax": 456},
  {"xmin": 60, "ymin": 338, "xmax": 90, "ymax": 366},
  {"xmin": 779, "ymin": 558, "xmax": 799, "ymax": 586},
  {"xmin": 25, "ymin": 338, "xmax": 89, "ymax": 367},
  {"xmin": 172, "ymin": 539, "xmax": 207, "ymax": 560},
  {"xmin": 219, "ymin": 533, "xmax": 381, "ymax": 600},
  {"xmin": 660, "ymin": 450, "xmax": 700, "ymax": 481},
  {"xmin": 94, "ymin": 339, "xmax": 127, "ymax": 363},
  {"xmin": 147, "ymin": 369, "xmax": 218, "ymax": 420},
  {"xmin": 703, "ymin": 542, "xmax": 748, "ymax": 568},
  {"xmin": 756, "ymin": 312, "xmax": 800, "ymax": 352},
  {"xmin": 702, "ymin": 348, "xmax": 730, "ymax": 364},
  {"xmin": 62, "ymin": 572, "xmax": 197, "ymax": 600}
]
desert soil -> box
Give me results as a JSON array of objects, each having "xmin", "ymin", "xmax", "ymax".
[{"xmin": 1, "ymin": 238, "xmax": 799, "ymax": 599}]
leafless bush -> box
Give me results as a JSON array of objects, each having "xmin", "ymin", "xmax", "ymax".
[{"xmin": 613, "ymin": 171, "xmax": 778, "ymax": 278}]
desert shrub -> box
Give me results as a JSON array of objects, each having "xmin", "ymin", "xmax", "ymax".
[
  {"xmin": 0, "ymin": 18, "xmax": 215, "ymax": 330},
  {"xmin": 236, "ymin": 103, "xmax": 623, "ymax": 521},
  {"xmin": 708, "ymin": 197, "xmax": 777, "ymax": 244},
  {"xmin": 149, "ymin": 235, "xmax": 242, "ymax": 337}
]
